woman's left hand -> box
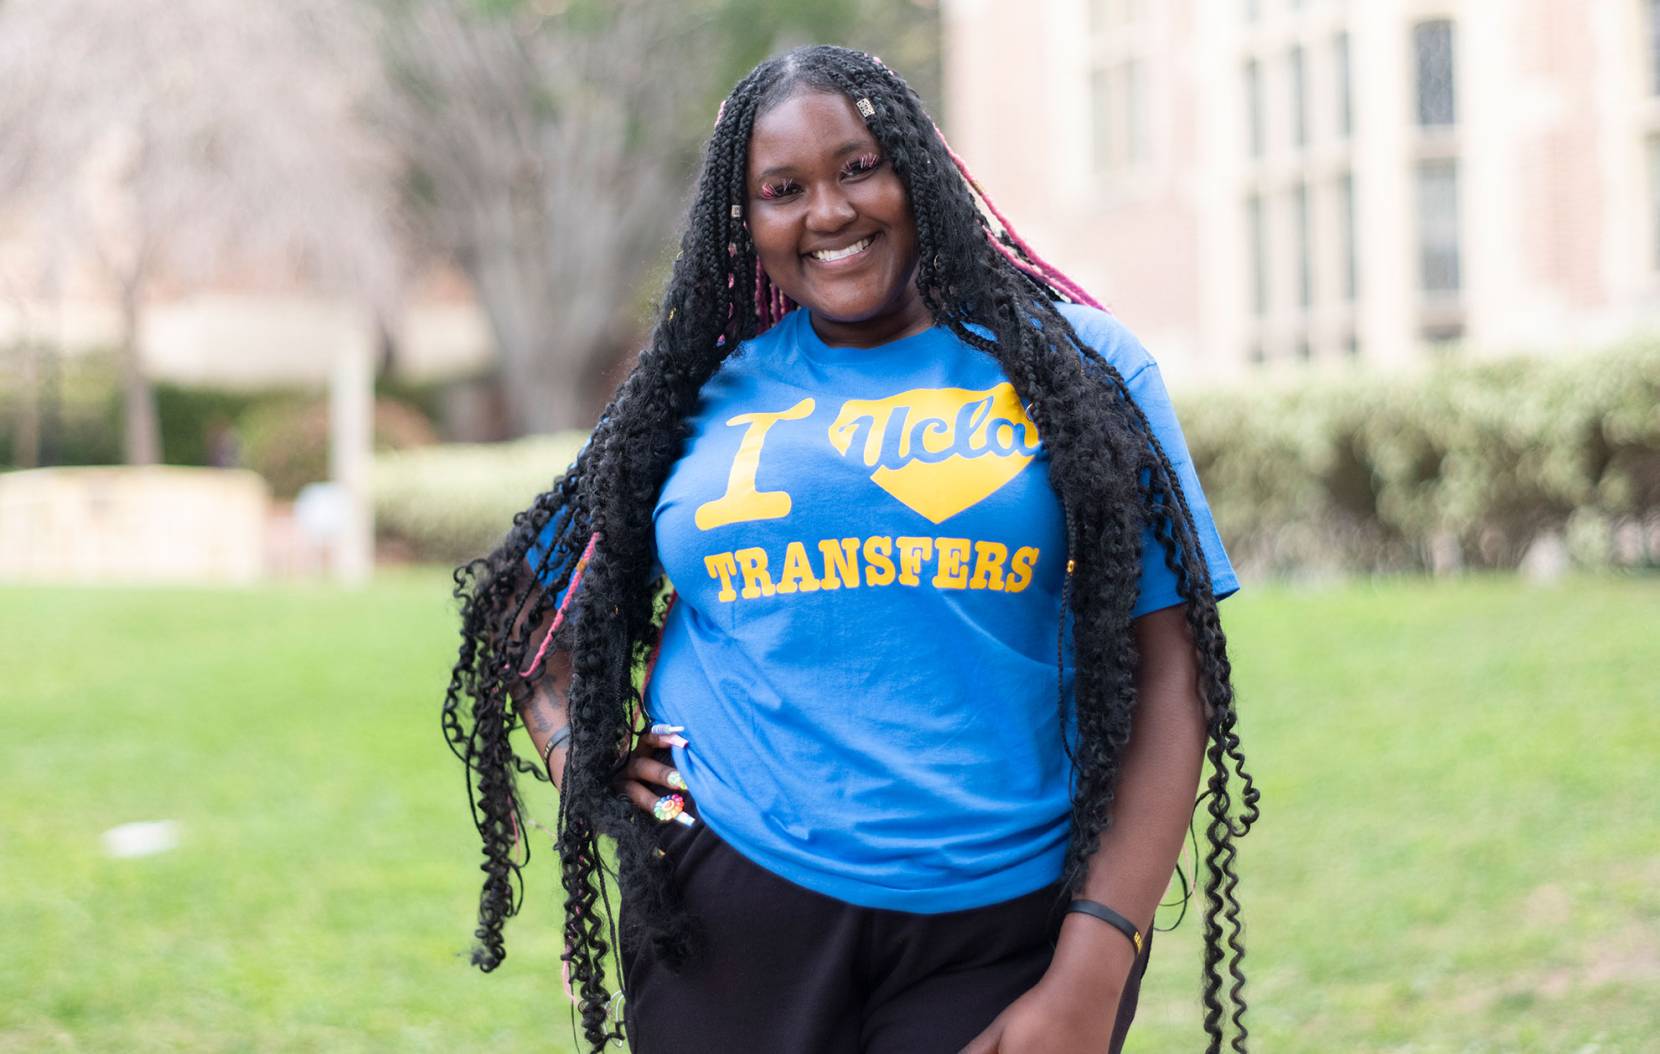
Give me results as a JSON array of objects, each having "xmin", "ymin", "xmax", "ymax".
[
  {"xmin": 956, "ymin": 975, "xmax": 1121, "ymax": 1054},
  {"xmin": 612, "ymin": 728, "xmax": 692, "ymax": 820}
]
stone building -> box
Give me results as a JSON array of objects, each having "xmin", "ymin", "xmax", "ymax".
[{"xmin": 941, "ymin": 0, "xmax": 1660, "ymax": 382}]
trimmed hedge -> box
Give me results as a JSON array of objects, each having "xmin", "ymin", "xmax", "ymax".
[
  {"xmin": 373, "ymin": 432, "xmax": 588, "ymax": 564},
  {"xmin": 1178, "ymin": 340, "xmax": 1660, "ymax": 575},
  {"xmin": 0, "ymin": 348, "xmax": 448, "ymax": 483},
  {"xmin": 373, "ymin": 343, "xmax": 1660, "ymax": 572},
  {"xmin": 0, "ymin": 350, "xmax": 129, "ymax": 467},
  {"xmin": 240, "ymin": 396, "xmax": 438, "ymax": 499}
]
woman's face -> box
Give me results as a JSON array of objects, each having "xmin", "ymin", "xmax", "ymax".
[{"xmin": 745, "ymin": 89, "xmax": 931, "ymax": 348}]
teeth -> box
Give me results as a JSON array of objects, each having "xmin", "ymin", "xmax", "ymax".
[{"xmin": 810, "ymin": 237, "xmax": 873, "ymax": 262}]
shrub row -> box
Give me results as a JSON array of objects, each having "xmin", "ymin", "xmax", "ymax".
[
  {"xmin": 373, "ymin": 343, "xmax": 1660, "ymax": 575},
  {"xmin": 1177, "ymin": 341, "xmax": 1660, "ymax": 575},
  {"xmin": 373, "ymin": 432, "xmax": 588, "ymax": 564},
  {"xmin": 1, "ymin": 349, "xmax": 441, "ymax": 497}
]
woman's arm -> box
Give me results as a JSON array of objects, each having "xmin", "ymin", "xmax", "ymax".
[
  {"xmin": 960, "ymin": 604, "xmax": 1207, "ymax": 1053},
  {"xmin": 1044, "ymin": 605, "xmax": 1207, "ymax": 1009},
  {"xmin": 508, "ymin": 603, "xmax": 575, "ymax": 790},
  {"xmin": 508, "ymin": 598, "xmax": 687, "ymax": 806}
]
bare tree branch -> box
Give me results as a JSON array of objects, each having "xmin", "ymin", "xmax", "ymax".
[
  {"xmin": 374, "ymin": 0, "xmax": 720, "ymax": 434},
  {"xmin": 0, "ymin": 0, "xmax": 405, "ymax": 463}
]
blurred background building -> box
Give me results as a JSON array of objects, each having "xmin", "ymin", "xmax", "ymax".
[
  {"xmin": 943, "ymin": 0, "xmax": 1660, "ymax": 383},
  {"xmin": 1, "ymin": 0, "xmax": 1654, "ymax": 585},
  {"xmin": 0, "ymin": 0, "xmax": 946, "ymax": 584}
]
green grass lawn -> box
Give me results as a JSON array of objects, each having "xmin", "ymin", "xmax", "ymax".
[{"xmin": 1, "ymin": 572, "xmax": 1655, "ymax": 1052}]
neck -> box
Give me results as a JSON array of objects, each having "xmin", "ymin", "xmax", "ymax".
[{"xmin": 807, "ymin": 288, "xmax": 933, "ymax": 349}]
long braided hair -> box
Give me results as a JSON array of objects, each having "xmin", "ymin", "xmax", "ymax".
[{"xmin": 442, "ymin": 44, "xmax": 1259, "ymax": 1054}]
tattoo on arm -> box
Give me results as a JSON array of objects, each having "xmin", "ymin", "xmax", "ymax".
[{"xmin": 520, "ymin": 681, "xmax": 563, "ymax": 736}]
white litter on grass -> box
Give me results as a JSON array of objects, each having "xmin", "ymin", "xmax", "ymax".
[{"xmin": 102, "ymin": 820, "xmax": 180, "ymax": 859}]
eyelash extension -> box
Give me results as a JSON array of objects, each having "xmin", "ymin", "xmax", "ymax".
[
  {"xmin": 844, "ymin": 152, "xmax": 882, "ymax": 175},
  {"xmin": 758, "ymin": 154, "xmax": 885, "ymax": 200}
]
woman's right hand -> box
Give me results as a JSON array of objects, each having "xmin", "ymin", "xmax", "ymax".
[{"xmin": 611, "ymin": 726, "xmax": 695, "ymax": 824}]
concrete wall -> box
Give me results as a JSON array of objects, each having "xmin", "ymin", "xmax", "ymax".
[
  {"xmin": 0, "ymin": 466, "xmax": 269, "ymax": 584},
  {"xmin": 0, "ymin": 293, "xmax": 491, "ymax": 387}
]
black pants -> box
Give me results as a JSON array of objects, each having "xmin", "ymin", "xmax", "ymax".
[{"xmin": 621, "ymin": 813, "xmax": 1151, "ymax": 1053}]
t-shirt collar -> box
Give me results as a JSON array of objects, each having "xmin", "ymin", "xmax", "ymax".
[{"xmin": 788, "ymin": 307, "xmax": 947, "ymax": 366}]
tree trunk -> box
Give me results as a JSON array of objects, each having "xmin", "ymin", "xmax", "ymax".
[
  {"xmin": 117, "ymin": 279, "xmax": 162, "ymax": 465},
  {"xmin": 329, "ymin": 318, "xmax": 375, "ymax": 585},
  {"xmin": 13, "ymin": 341, "xmax": 41, "ymax": 468},
  {"xmin": 468, "ymin": 228, "xmax": 596, "ymax": 436}
]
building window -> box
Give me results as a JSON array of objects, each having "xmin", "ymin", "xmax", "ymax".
[
  {"xmin": 1649, "ymin": 136, "xmax": 1660, "ymax": 269},
  {"xmin": 1344, "ymin": 332, "xmax": 1361, "ymax": 358},
  {"xmin": 1248, "ymin": 341, "xmax": 1266, "ymax": 366},
  {"xmin": 1650, "ymin": 0, "xmax": 1660, "ymax": 95},
  {"xmin": 1245, "ymin": 59, "xmax": 1265, "ymax": 156},
  {"xmin": 1416, "ymin": 159, "xmax": 1462, "ymax": 295},
  {"xmin": 1122, "ymin": 61, "xmax": 1147, "ymax": 166},
  {"xmin": 1337, "ymin": 171, "xmax": 1357, "ymax": 301},
  {"xmin": 1089, "ymin": 0, "xmax": 1148, "ymax": 175},
  {"xmin": 1289, "ymin": 45, "xmax": 1308, "ymax": 148},
  {"xmin": 1414, "ymin": 20, "xmax": 1457, "ymax": 127},
  {"xmin": 1090, "ymin": 0, "xmax": 1144, "ymax": 32},
  {"xmin": 1244, "ymin": 0, "xmax": 1260, "ymax": 23},
  {"xmin": 1293, "ymin": 182, "xmax": 1312, "ymax": 308},
  {"xmin": 1295, "ymin": 338, "xmax": 1313, "ymax": 362},
  {"xmin": 1091, "ymin": 59, "xmax": 1147, "ymax": 173},
  {"xmin": 1247, "ymin": 193, "xmax": 1269, "ymax": 316},
  {"xmin": 1334, "ymin": 32, "xmax": 1352, "ymax": 138},
  {"xmin": 1422, "ymin": 321, "xmax": 1465, "ymax": 352}
]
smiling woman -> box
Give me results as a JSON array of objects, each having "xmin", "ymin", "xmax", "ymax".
[
  {"xmin": 443, "ymin": 44, "xmax": 1257, "ymax": 1054},
  {"xmin": 746, "ymin": 91, "xmax": 930, "ymax": 347}
]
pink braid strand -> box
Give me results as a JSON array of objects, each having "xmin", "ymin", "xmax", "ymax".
[
  {"xmin": 518, "ymin": 531, "xmax": 601, "ymax": 679},
  {"xmin": 931, "ymin": 124, "xmax": 1106, "ymax": 311}
]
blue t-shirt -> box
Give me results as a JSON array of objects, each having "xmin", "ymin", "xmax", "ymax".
[{"xmin": 538, "ymin": 303, "xmax": 1238, "ymax": 912}]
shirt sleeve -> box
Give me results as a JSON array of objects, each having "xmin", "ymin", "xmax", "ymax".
[
  {"xmin": 1122, "ymin": 358, "xmax": 1241, "ymax": 618},
  {"xmin": 524, "ymin": 504, "xmax": 578, "ymax": 601},
  {"xmin": 524, "ymin": 496, "xmax": 664, "ymax": 604}
]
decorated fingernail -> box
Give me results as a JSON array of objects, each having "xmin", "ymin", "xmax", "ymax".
[
  {"xmin": 666, "ymin": 769, "xmax": 688, "ymax": 791},
  {"xmin": 650, "ymin": 723, "xmax": 685, "ymax": 735},
  {"xmin": 652, "ymin": 793, "xmax": 685, "ymax": 823},
  {"xmin": 673, "ymin": 812, "xmax": 698, "ymax": 827},
  {"xmin": 663, "ymin": 734, "xmax": 690, "ymax": 749}
]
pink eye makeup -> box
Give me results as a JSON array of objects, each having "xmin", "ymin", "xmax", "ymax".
[
  {"xmin": 755, "ymin": 154, "xmax": 883, "ymax": 200},
  {"xmin": 842, "ymin": 152, "xmax": 883, "ymax": 176}
]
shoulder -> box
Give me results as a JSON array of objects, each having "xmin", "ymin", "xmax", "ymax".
[
  {"xmin": 742, "ymin": 307, "xmax": 806, "ymax": 357},
  {"xmin": 1050, "ymin": 302, "xmax": 1158, "ymax": 384},
  {"xmin": 701, "ymin": 314, "xmax": 796, "ymax": 394}
]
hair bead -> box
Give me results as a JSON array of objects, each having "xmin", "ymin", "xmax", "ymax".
[{"xmin": 855, "ymin": 97, "xmax": 876, "ymax": 119}]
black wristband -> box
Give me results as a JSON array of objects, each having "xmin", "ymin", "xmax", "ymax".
[
  {"xmin": 1066, "ymin": 898, "xmax": 1143, "ymax": 955},
  {"xmin": 541, "ymin": 724, "xmax": 573, "ymax": 778}
]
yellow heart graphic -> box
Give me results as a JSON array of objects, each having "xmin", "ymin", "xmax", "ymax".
[{"xmin": 828, "ymin": 383, "xmax": 1039, "ymax": 524}]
